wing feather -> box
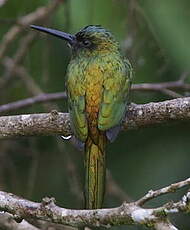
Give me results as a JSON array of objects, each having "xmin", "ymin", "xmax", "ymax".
[
  {"xmin": 98, "ymin": 58, "xmax": 132, "ymax": 131},
  {"xmin": 67, "ymin": 71, "xmax": 88, "ymax": 142}
]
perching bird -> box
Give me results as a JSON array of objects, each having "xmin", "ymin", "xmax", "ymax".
[{"xmin": 30, "ymin": 25, "xmax": 132, "ymax": 209}]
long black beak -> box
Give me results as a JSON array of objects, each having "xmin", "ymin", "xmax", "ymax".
[{"xmin": 30, "ymin": 25, "xmax": 76, "ymax": 45}]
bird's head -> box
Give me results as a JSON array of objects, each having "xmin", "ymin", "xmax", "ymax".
[{"xmin": 30, "ymin": 25, "xmax": 120, "ymax": 57}]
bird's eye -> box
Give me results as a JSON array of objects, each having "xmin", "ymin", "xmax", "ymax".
[{"xmin": 82, "ymin": 40, "xmax": 91, "ymax": 47}]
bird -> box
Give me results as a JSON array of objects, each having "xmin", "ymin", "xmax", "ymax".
[{"xmin": 30, "ymin": 24, "xmax": 133, "ymax": 209}]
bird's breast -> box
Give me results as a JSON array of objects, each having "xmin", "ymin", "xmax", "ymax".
[{"xmin": 85, "ymin": 64, "xmax": 104, "ymax": 126}]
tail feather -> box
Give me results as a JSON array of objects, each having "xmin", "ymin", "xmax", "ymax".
[{"xmin": 84, "ymin": 133, "xmax": 106, "ymax": 209}]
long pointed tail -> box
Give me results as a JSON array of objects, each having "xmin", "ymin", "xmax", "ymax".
[{"xmin": 84, "ymin": 133, "xmax": 106, "ymax": 209}]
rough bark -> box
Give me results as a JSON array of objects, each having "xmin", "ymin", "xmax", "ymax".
[
  {"xmin": 0, "ymin": 97, "xmax": 189, "ymax": 139},
  {"xmin": 0, "ymin": 177, "xmax": 189, "ymax": 229}
]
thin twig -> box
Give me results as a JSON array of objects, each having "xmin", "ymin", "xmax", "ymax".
[
  {"xmin": 0, "ymin": 32, "xmax": 36, "ymax": 89},
  {"xmin": 179, "ymin": 71, "xmax": 190, "ymax": 82},
  {"xmin": 159, "ymin": 89, "xmax": 182, "ymax": 98},
  {"xmin": 106, "ymin": 170, "xmax": 132, "ymax": 202},
  {"xmin": 137, "ymin": 177, "xmax": 190, "ymax": 206},
  {"xmin": 0, "ymin": 0, "xmax": 8, "ymax": 7},
  {"xmin": 2, "ymin": 59, "xmax": 43, "ymax": 95},
  {"xmin": 0, "ymin": 0, "xmax": 63, "ymax": 60},
  {"xmin": 154, "ymin": 221, "xmax": 178, "ymax": 230},
  {"xmin": 132, "ymin": 81, "xmax": 190, "ymax": 91},
  {"xmin": 0, "ymin": 92, "xmax": 66, "ymax": 114},
  {"xmin": 2, "ymin": 58, "xmax": 61, "ymax": 112},
  {"xmin": 0, "ymin": 80, "xmax": 190, "ymax": 114}
]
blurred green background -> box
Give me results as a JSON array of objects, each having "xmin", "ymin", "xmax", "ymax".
[{"xmin": 0, "ymin": 0, "xmax": 190, "ymax": 229}]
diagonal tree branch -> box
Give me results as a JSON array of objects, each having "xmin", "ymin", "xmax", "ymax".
[
  {"xmin": 132, "ymin": 79, "xmax": 190, "ymax": 98},
  {"xmin": 137, "ymin": 178, "xmax": 190, "ymax": 206},
  {"xmin": 0, "ymin": 0, "xmax": 8, "ymax": 7},
  {"xmin": 0, "ymin": 80, "xmax": 190, "ymax": 114},
  {"xmin": 132, "ymin": 80, "xmax": 190, "ymax": 92},
  {"xmin": 2, "ymin": 58, "xmax": 60, "ymax": 112},
  {"xmin": 0, "ymin": 92, "xmax": 66, "ymax": 114},
  {"xmin": 154, "ymin": 221, "xmax": 178, "ymax": 230},
  {"xmin": 0, "ymin": 178, "xmax": 189, "ymax": 229},
  {"xmin": 0, "ymin": 0, "xmax": 63, "ymax": 61},
  {"xmin": 0, "ymin": 97, "xmax": 189, "ymax": 139},
  {"xmin": 0, "ymin": 32, "xmax": 36, "ymax": 89}
]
